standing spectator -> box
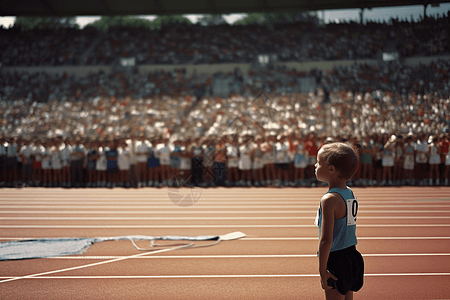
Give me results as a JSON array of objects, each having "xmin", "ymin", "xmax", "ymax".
[
  {"xmin": 415, "ymin": 133, "xmax": 429, "ymax": 186},
  {"xmin": 85, "ymin": 140, "xmax": 98, "ymax": 188},
  {"xmin": 118, "ymin": 140, "xmax": 131, "ymax": 188},
  {"xmin": 263, "ymin": 134, "xmax": 276, "ymax": 187},
  {"xmin": 32, "ymin": 139, "xmax": 45, "ymax": 187},
  {"xmin": 71, "ymin": 137, "xmax": 86, "ymax": 188},
  {"xmin": 6, "ymin": 137, "xmax": 19, "ymax": 187},
  {"xmin": 374, "ymin": 134, "xmax": 386, "ymax": 185},
  {"xmin": 51, "ymin": 139, "xmax": 62, "ymax": 187},
  {"xmin": 213, "ymin": 136, "xmax": 227, "ymax": 187},
  {"xmin": 60, "ymin": 138, "xmax": 72, "ymax": 188},
  {"xmin": 444, "ymin": 133, "xmax": 450, "ymax": 186},
  {"xmin": 191, "ymin": 137, "xmax": 204, "ymax": 187},
  {"xmin": 238, "ymin": 136, "xmax": 253, "ymax": 187},
  {"xmin": 305, "ymin": 132, "xmax": 319, "ymax": 186},
  {"xmin": 225, "ymin": 136, "xmax": 239, "ymax": 187},
  {"xmin": 381, "ymin": 135, "xmax": 396, "ymax": 186},
  {"xmin": 127, "ymin": 134, "xmax": 138, "ymax": 188},
  {"xmin": 170, "ymin": 139, "xmax": 182, "ymax": 186},
  {"xmin": 20, "ymin": 138, "xmax": 34, "ymax": 187},
  {"xmin": 106, "ymin": 139, "xmax": 119, "ymax": 188},
  {"xmin": 294, "ymin": 136, "xmax": 308, "ymax": 187},
  {"xmin": 147, "ymin": 136, "xmax": 161, "ymax": 187},
  {"xmin": 136, "ymin": 135, "xmax": 149, "ymax": 187},
  {"xmin": 251, "ymin": 135, "xmax": 265, "ymax": 187},
  {"xmin": 428, "ymin": 135, "xmax": 441, "ymax": 186},
  {"xmin": 96, "ymin": 139, "xmax": 107, "ymax": 187},
  {"xmin": 41, "ymin": 140, "xmax": 51, "ymax": 187},
  {"xmin": 275, "ymin": 134, "xmax": 290, "ymax": 187},
  {"xmin": 360, "ymin": 134, "xmax": 375, "ymax": 186},
  {"xmin": 439, "ymin": 133, "xmax": 449, "ymax": 184},
  {"xmin": 201, "ymin": 137, "xmax": 216, "ymax": 187},
  {"xmin": 158, "ymin": 137, "xmax": 172, "ymax": 187},
  {"xmin": 393, "ymin": 136, "xmax": 404, "ymax": 186},
  {"xmin": 403, "ymin": 135, "xmax": 416, "ymax": 185},
  {"xmin": 179, "ymin": 138, "xmax": 193, "ymax": 185}
]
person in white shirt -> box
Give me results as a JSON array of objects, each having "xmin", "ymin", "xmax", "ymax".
[
  {"xmin": 41, "ymin": 140, "xmax": 52, "ymax": 187},
  {"xmin": 60, "ymin": 137, "xmax": 72, "ymax": 187},
  {"xmin": 118, "ymin": 140, "xmax": 131, "ymax": 188},
  {"xmin": 225, "ymin": 135, "xmax": 239, "ymax": 187},
  {"xmin": 20, "ymin": 138, "xmax": 34, "ymax": 186},
  {"xmin": 275, "ymin": 134, "xmax": 290, "ymax": 187},
  {"xmin": 136, "ymin": 135, "xmax": 149, "ymax": 187},
  {"xmin": 179, "ymin": 139, "xmax": 192, "ymax": 185},
  {"xmin": 51, "ymin": 139, "xmax": 62, "ymax": 187},
  {"xmin": 415, "ymin": 133, "xmax": 429, "ymax": 186},
  {"xmin": 238, "ymin": 136, "xmax": 252, "ymax": 187},
  {"xmin": 158, "ymin": 137, "xmax": 172, "ymax": 187},
  {"xmin": 127, "ymin": 134, "xmax": 138, "ymax": 188}
]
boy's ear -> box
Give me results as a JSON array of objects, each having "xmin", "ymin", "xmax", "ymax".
[{"xmin": 328, "ymin": 164, "xmax": 336, "ymax": 174}]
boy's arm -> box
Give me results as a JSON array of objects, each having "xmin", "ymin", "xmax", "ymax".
[{"xmin": 318, "ymin": 194, "xmax": 338, "ymax": 290}]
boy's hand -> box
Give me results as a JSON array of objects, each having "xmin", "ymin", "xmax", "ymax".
[{"xmin": 320, "ymin": 270, "xmax": 338, "ymax": 290}]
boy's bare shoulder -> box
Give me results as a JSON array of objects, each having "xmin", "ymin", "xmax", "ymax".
[{"xmin": 320, "ymin": 193, "xmax": 341, "ymax": 210}]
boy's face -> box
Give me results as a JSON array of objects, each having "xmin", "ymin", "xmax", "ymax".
[{"xmin": 315, "ymin": 148, "xmax": 330, "ymax": 182}]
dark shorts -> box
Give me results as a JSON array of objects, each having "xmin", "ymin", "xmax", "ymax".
[
  {"xmin": 275, "ymin": 163, "xmax": 289, "ymax": 170},
  {"xmin": 87, "ymin": 160, "xmax": 96, "ymax": 171},
  {"xmin": 6, "ymin": 157, "xmax": 18, "ymax": 171},
  {"xmin": 106, "ymin": 167, "xmax": 118, "ymax": 174},
  {"xmin": 147, "ymin": 157, "xmax": 160, "ymax": 168},
  {"xmin": 327, "ymin": 245, "xmax": 364, "ymax": 295}
]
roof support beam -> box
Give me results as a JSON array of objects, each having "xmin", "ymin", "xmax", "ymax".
[
  {"xmin": 37, "ymin": 0, "xmax": 58, "ymax": 15},
  {"xmin": 98, "ymin": 0, "xmax": 112, "ymax": 15}
]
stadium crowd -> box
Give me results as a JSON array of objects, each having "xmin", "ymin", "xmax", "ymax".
[
  {"xmin": 1, "ymin": 13, "xmax": 449, "ymax": 66},
  {"xmin": 1, "ymin": 59, "xmax": 449, "ymax": 188},
  {"xmin": 1, "ymin": 13, "xmax": 449, "ymax": 189}
]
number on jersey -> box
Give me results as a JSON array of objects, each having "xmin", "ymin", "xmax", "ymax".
[{"xmin": 346, "ymin": 199, "xmax": 358, "ymax": 226}]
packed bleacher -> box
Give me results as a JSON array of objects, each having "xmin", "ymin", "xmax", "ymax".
[{"xmin": 1, "ymin": 14, "xmax": 449, "ymax": 66}]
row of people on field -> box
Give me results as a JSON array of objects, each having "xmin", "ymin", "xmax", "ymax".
[{"xmin": 1, "ymin": 131, "xmax": 449, "ymax": 188}]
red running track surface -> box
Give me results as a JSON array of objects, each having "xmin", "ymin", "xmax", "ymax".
[{"xmin": 0, "ymin": 187, "xmax": 449, "ymax": 299}]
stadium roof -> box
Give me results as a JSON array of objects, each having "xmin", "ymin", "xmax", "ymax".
[{"xmin": 0, "ymin": 0, "xmax": 447, "ymax": 16}]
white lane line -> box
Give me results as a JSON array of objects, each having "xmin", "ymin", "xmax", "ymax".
[
  {"xmin": 1, "ymin": 237, "xmax": 450, "ymax": 241},
  {"xmin": 0, "ymin": 244, "xmax": 190, "ymax": 284},
  {"xmin": 2, "ymin": 237, "xmax": 450, "ymax": 241},
  {"xmin": 1, "ymin": 224, "xmax": 450, "ymax": 228},
  {"xmin": 2, "ymin": 205, "xmax": 450, "ymax": 209},
  {"xmin": 46, "ymin": 253, "xmax": 450, "ymax": 259},
  {"xmin": 2, "ymin": 210, "xmax": 450, "ymax": 215},
  {"xmin": 1, "ymin": 200, "xmax": 449, "ymax": 204},
  {"xmin": 1, "ymin": 216, "xmax": 449, "ymax": 220},
  {"xmin": 0, "ymin": 273, "xmax": 449, "ymax": 280}
]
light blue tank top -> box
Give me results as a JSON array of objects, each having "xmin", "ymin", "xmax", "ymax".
[{"xmin": 316, "ymin": 187, "xmax": 358, "ymax": 252}]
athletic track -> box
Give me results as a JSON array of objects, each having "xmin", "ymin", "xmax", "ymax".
[{"xmin": 0, "ymin": 187, "xmax": 449, "ymax": 299}]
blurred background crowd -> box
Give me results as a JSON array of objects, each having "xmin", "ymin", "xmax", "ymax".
[
  {"xmin": 1, "ymin": 13, "xmax": 449, "ymax": 188},
  {"xmin": 1, "ymin": 14, "xmax": 448, "ymax": 65}
]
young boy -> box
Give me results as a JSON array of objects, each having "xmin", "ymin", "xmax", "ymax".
[{"xmin": 314, "ymin": 142, "xmax": 364, "ymax": 299}]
